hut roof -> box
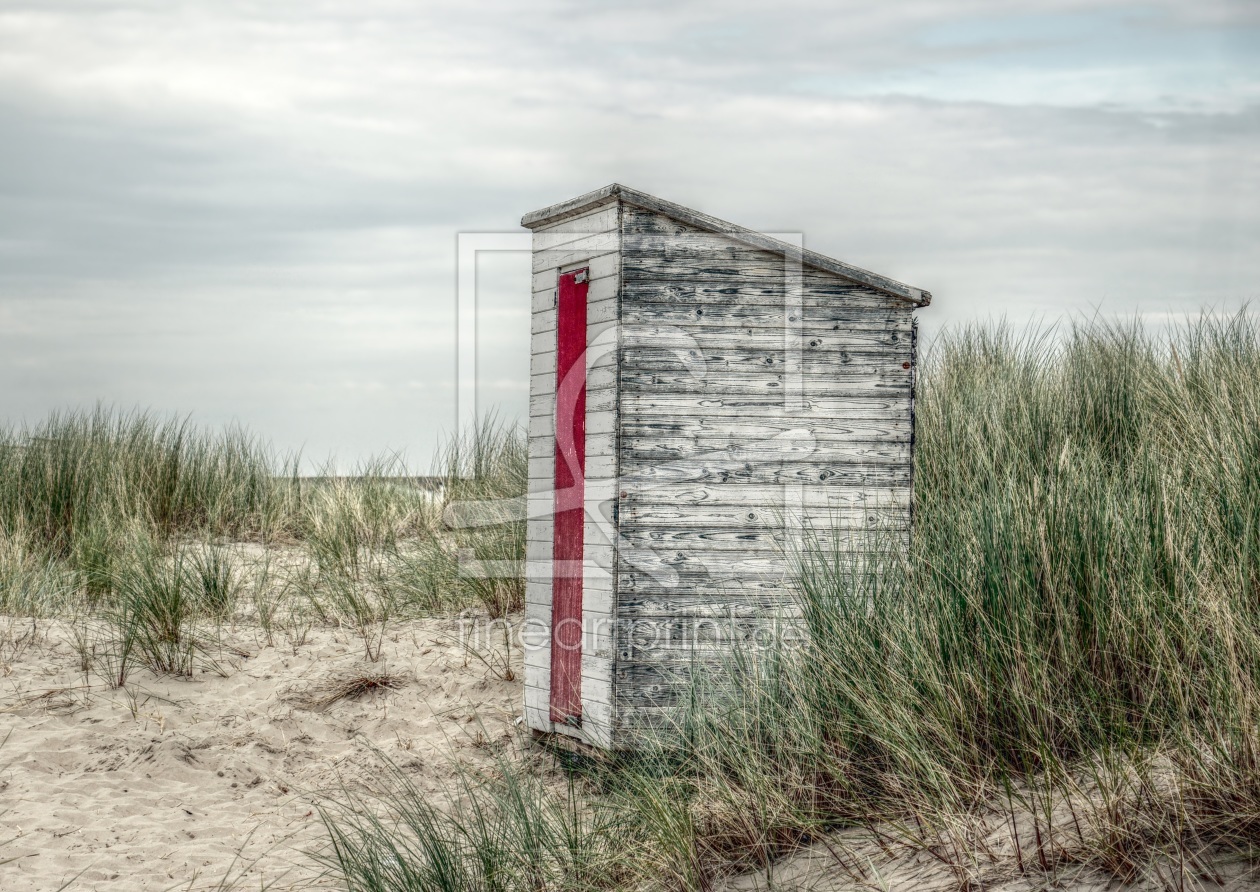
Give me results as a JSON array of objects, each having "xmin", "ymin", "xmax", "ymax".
[{"xmin": 521, "ymin": 183, "xmax": 931, "ymax": 306}]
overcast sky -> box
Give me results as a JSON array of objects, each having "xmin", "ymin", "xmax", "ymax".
[{"xmin": 1, "ymin": 1, "xmax": 1257, "ymax": 469}]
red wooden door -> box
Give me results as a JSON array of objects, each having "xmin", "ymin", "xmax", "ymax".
[{"xmin": 551, "ymin": 268, "xmax": 588, "ymax": 725}]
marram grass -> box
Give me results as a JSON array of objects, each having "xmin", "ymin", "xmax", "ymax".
[
  {"xmin": 0, "ymin": 407, "xmax": 298, "ymax": 553},
  {"xmin": 0, "ymin": 407, "xmax": 527, "ymax": 673},
  {"xmin": 319, "ymin": 313, "xmax": 1260, "ymax": 891},
  {"xmin": 5, "ymin": 314, "xmax": 1260, "ymax": 889}
]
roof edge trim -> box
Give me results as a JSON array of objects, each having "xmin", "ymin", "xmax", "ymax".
[{"xmin": 521, "ymin": 184, "xmax": 931, "ymax": 306}]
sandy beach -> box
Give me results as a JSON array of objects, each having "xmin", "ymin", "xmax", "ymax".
[{"xmin": 0, "ymin": 615, "xmax": 523, "ymax": 891}]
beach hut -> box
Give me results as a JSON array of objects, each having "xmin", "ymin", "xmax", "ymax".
[{"xmin": 521, "ymin": 184, "xmax": 931, "ymax": 748}]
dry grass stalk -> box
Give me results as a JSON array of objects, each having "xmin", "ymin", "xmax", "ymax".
[{"xmin": 288, "ymin": 666, "xmax": 410, "ymax": 711}]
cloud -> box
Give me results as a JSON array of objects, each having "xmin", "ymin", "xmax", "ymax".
[{"xmin": 0, "ymin": 0, "xmax": 1256, "ymax": 466}]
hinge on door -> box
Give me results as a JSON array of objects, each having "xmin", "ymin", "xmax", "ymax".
[{"xmin": 574, "ymin": 270, "xmax": 588, "ymax": 284}]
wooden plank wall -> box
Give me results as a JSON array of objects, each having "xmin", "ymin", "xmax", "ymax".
[
  {"xmin": 524, "ymin": 200, "xmax": 621, "ymax": 747},
  {"xmin": 613, "ymin": 207, "xmax": 916, "ymax": 742}
]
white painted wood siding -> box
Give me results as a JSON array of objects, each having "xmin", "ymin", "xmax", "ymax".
[{"xmin": 524, "ymin": 200, "xmax": 620, "ymax": 747}]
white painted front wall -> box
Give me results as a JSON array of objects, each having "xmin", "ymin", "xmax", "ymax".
[{"xmin": 524, "ymin": 201, "xmax": 620, "ymax": 747}]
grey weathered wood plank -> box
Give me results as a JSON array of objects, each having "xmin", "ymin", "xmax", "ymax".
[
  {"xmin": 621, "ymin": 232, "xmax": 898, "ymax": 289},
  {"xmin": 619, "ymin": 550, "xmax": 789, "ymax": 577},
  {"xmin": 617, "ymin": 530, "xmax": 908, "ymax": 561},
  {"xmin": 612, "ymin": 664, "xmax": 696, "ymax": 708},
  {"xmin": 625, "ymin": 228, "xmax": 796, "ymax": 251},
  {"xmin": 614, "ymin": 612, "xmax": 810, "ymax": 643},
  {"xmin": 610, "ymin": 664, "xmax": 800, "ymax": 710},
  {"xmin": 617, "ymin": 459, "xmax": 911, "ymax": 488},
  {"xmin": 617, "ymin": 369, "xmax": 913, "ymax": 394},
  {"xmin": 619, "ymin": 394, "xmax": 910, "ymax": 418},
  {"xmin": 623, "ymin": 236, "xmax": 800, "ymax": 268},
  {"xmin": 620, "ymin": 483, "xmax": 910, "ymax": 509},
  {"xmin": 619, "ymin": 438, "xmax": 910, "ymax": 463},
  {"xmin": 622, "ymin": 324, "xmax": 914, "ymax": 353},
  {"xmin": 622, "ymin": 280, "xmax": 905, "ymax": 310},
  {"xmin": 620, "ymin": 415, "xmax": 910, "ymax": 443},
  {"xmin": 618, "ymin": 527, "xmax": 787, "ymax": 552},
  {"xmin": 623, "ymin": 347, "xmax": 911, "ymax": 375},
  {"xmin": 623, "ymin": 253, "xmax": 902, "ymax": 285},
  {"xmin": 614, "ymin": 705, "xmax": 690, "ymax": 734},
  {"xmin": 614, "ymin": 614, "xmax": 787, "ymax": 647},
  {"xmin": 619, "ymin": 502, "xmax": 905, "ymax": 528},
  {"xmin": 621, "ymin": 302, "xmax": 911, "ymax": 330},
  {"xmin": 614, "ymin": 590, "xmax": 802, "ymax": 618},
  {"xmin": 613, "ymin": 668, "xmax": 754, "ymax": 709},
  {"xmin": 623, "ymin": 325, "xmax": 912, "ymax": 352}
]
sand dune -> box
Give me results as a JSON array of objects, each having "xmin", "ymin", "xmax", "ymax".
[
  {"xmin": 0, "ymin": 615, "xmax": 523, "ymax": 891},
  {"xmin": 8, "ymin": 612, "xmax": 1260, "ymax": 892}
]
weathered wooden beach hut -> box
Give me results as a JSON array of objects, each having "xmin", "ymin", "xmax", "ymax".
[{"xmin": 522, "ymin": 184, "xmax": 931, "ymax": 748}]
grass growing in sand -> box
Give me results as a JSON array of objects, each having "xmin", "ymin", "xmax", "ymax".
[
  {"xmin": 319, "ymin": 313, "xmax": 1260, "ymax": 892},
  {"xmin": 0, "ymin": 408, "xmax": 527, "ymax": 675},
  {"xmin": 9, "ymin": 314, "xmax": 1260, "ymax": 891}
]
